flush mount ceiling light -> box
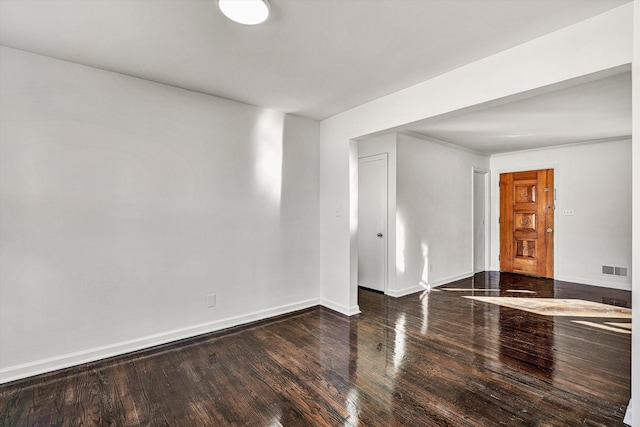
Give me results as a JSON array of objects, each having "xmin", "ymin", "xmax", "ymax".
[{"xmin": 218, "ymin": 0, "xmax": 270, "ymax": 25}]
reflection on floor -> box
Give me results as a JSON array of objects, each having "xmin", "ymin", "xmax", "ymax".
[
  {"xmin": 0, "ymin": 272, "xmax": 631, "ymax": 426},
  {"xmin": 463, "ymin": 296, "xmax": 632, "ymax": 318},
  {"xmin": 607, "ymin": 322, "xmax": 633, "ymax": 330},
  {"xmin": 572, "ymin": 320, "xmax": 632, "ymax": 334},
  {"xmin": 440, "ymin": 288, "xmax": 536, "ymax": 294},
  {"xmin": 436, "ymin": 272, "xmax": 631, "ymax": 425},
  {"xmin": 505, "ymin": 289, "xmax": 537, "ymax": 294}
]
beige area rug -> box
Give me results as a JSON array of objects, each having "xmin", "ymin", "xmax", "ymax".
[{"xmin": 463, "ymin": 296, "xmax": 632, "ymax": 318}]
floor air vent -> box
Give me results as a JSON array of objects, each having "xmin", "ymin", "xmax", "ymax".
[{"xmin": 602, "ymin": 265, "xmax": 628, "ymax": 277}]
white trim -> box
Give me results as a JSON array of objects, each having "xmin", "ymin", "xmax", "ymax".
[
  {"xmin": 358, "ymin": 153, "xmax": 387, "ymax": 162},
  {"xmin": 0, "ymin": 298, "xmax": 320, "ymax": 384},
  {"xmin": 556, "ymin": 275, "xmax": 632, "ymax": 292},
  {"xmin": 429, "ymin": 272, "xmax": 476, "ymax": 288},
  {"xmin": 386, "ymin": 285, "xmax": 425, "ymax": 298},
  {"xmin": 384, "ymin": 271, "xmax": 479, "ymax": 296},
  {"xmin": 630, "ymin": 4, "xmax": 639, "ymax": 424},
  {"xmin": 489, "ymin": 135, "xmax": 632, "ymax": 158},
  {"xmin": 320, "ymin": 298, "xmax": 361, "ymax": 316},
  {"xmin": 398, "ymin": 131, "xmax": 488, "ymax": 157}
]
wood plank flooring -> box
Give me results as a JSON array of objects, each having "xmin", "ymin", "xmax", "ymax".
[{"xmin": 0, "ymin": 272, "xmax": 632, "ymax": 426}]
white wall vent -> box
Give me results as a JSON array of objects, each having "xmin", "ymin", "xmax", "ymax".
[
  {"xmin": 602, "ymin": 265, "xmax": 615, "ymax": 275},
  {"xmin": 614, "ymin": 267, "xmax": 628, "ymax": 277},
  {"xmin": 602, "ymin": 265, "xmax": 628, "ymax": 277}
]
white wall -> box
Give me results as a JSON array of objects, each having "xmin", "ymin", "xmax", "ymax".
[
  {"xmin": 490, "ymin": 139, "xmax": 632, "ymax": 290},
  {"xmin": 396, "ymin": 134, "xmax": 489, "ymax": 290},
  {"xmin": 0, "ymin": 47, "xmax": 320, "ymax": 382},
  {"xmin": 631, "ymin": 2, "xmax": 639, "ymax": 424}
]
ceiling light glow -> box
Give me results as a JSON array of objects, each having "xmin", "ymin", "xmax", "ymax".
[{"xmin": 218, "ymin": 0, "xmax": 270, "ymax": 25}]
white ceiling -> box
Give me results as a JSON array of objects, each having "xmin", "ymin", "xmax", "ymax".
[
  {"xmin": 0, "ymin": 0, "xmax": 631, "ymax": 123},
  {"xmin": 405, "ymin": 69, "xmax": 632, "ymax": 155}
]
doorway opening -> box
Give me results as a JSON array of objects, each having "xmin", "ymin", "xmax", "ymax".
[{"xmin": 473, "ymin": 170, "xmax": 489, "ymax": 273}]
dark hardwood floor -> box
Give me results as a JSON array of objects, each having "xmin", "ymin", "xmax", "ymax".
[{"xmin": 0, "ymin": 272, "xmax": 631, "ymax": 426}]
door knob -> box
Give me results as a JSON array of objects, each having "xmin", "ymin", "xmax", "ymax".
[
  {"xmin": 547, "ymin": 228, "xmax": 553, "ymax": 233},
  {"xmin": 377, "ymin": 233, "xmax": 383, "ymax": 237}
]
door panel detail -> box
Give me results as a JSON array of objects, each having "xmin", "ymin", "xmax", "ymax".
[{"xmin": 514, "ymin": 213, "xmax": 536, "ymax": 232}]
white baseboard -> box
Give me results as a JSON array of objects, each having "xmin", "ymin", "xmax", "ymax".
[
  {"xmin": 429, "ymin": 272, "xmax": 475, "ymax": 288},
  {"xmin": 0, "ymin": 298, "xmax": 320, "ymax": 384},
  {"xmin": 386, "ymin": 285, "xmax": 425, "ymax": 298},
  {"xmin": 320, "ymin": 298, "xmax": 360, "ymax": 316},
  {"xmin": 555, "ymin": 275, "xmax": 632, "ymax": 291},
  {"xmin": 485, "ymin": 270, "xmax": 631, "ymax": 292},
  {"xmin": 385, "ymin": 272, "xmax": 475, "ymax": 297}
]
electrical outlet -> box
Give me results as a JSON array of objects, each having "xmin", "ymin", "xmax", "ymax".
[
  {"xmin": 207, "ymin": 293, "xmax": 216, "ymax": 308},
  {"xmin": 562, "ymin": 209, "xmax": 574, "ymax": 216}
]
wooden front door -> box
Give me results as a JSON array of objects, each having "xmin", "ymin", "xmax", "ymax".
[{"xmin": 500, "ymin": 169, "xmax": 554, "ymax": 278}]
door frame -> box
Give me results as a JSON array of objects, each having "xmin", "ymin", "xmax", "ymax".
[
  {"xmin": 472, "ymin": 168, "xmax": 490, "ymax": 273},
  {"xmin": 357, "ymin": 153, "xmax": 389, "ymax": 293},
  {"xmin": 491, "ymin": 163, "xmax": 559, "ymax": 277}
]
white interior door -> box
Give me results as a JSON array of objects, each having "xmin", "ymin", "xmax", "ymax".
[{"xmin": 358, "ymin": 154, "xmax": 387, "ymax": 292}]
